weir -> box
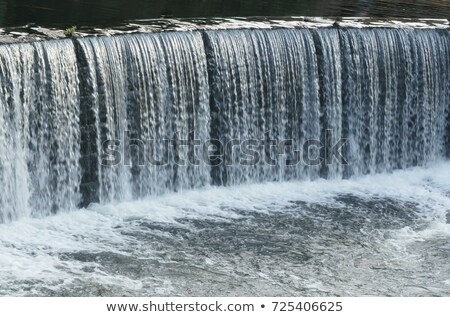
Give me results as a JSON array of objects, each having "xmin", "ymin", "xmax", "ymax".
[{"xmin": 0, "ymin": 26, "xmax": 448, "ymax": 222}]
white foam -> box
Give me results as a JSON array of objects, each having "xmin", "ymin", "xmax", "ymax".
[{"xmin": 0, "ymin": 161, "xmax": 449, "ymax": 294}]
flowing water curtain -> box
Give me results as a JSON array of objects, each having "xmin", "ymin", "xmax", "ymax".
[
  {"xmin": 123, "ymin": 32, "xmax": 211, "ymax": 196},
  {"xmin": 76, "ymin": 31, "xmax": 211, "ymax": 203},
  {"xmin": 0, "ymin": 43, "xmax": 33, "ymax": 222},
  {"xmin": 340, "ymin": 28, "xmax": 449, "ymax": 177},
  {"xmin": 311, "ymin": 28, "xmax": 343, "ymax": 179},
  {"xmin": 0, "ymin": 27, "xmax": 449, "ymax": 222},
  {"xmin": 76, "ymin": 36, "xmax": 133, "ymax": 204},
  {"xmin": 204, "ymin": 28, "xmax": 321, "ymax": 186},
  {"xmin": 0, "ymin": 39, "xmax": 80, "ymax": 222},
  {"xmin": 29, "ymin": 40, "xmax": 81, "ymax": 216}
]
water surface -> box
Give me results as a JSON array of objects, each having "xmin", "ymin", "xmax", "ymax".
[
  {"xmin": 0, "ymin": 163, "xmax": 449, "ymax": 296},
  {"xmin": 0, "ymin": 0, "xmax": 448, "ymax": 27}
]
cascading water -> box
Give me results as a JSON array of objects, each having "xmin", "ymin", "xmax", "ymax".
[
  {"xmin": 204, "ymin": 29, "xmax": 322, "ymax": 185},
  {"xmin": 0, "ymin": 40, "xmax": 80, "ymax": 222},
  {"xmin": 75, "ymin": 32, "xmax": 212, "ymax": 205},
  {"xmin": 0, "ymin": 27, "xmax": 448, "ymax": 222}
]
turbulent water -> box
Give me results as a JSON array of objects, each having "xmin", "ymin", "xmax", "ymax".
[
  {"xmin": 0, "ymin": 163, "xmax": 449, "ymax": 296},
  {"xmin": 0, "ymin": 26, "xmax": 449, "ymax": 296}
]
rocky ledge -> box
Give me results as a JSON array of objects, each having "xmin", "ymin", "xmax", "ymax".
[{"xmin": 1, "ymin": 17, "xmax": 449, "ymax": 44}]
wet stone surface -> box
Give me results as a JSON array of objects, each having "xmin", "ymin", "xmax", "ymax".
[{"xmin": 0, "ymin": 17, "xmax": 448, "ymax": 45}]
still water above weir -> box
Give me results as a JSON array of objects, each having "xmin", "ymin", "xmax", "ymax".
[{"xmin": 0, "ymin": 0, "xmax": 449, "ymax": 27}]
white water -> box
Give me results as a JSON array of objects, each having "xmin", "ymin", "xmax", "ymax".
[
  {"xmin": 0, "ymin": 28, "xmax": 448, "ymax": 222},
  {"xmin": 0, "ymin": 162, "xmax": 449, "ymax": 296},
  {"xmin": 0, "ymin": 26, "xmax": 449, "ymax": 296}
]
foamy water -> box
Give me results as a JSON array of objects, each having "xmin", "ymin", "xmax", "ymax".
[{"xmin": 1, "ymin": 162, "xmax": 449, "ymax": 296}]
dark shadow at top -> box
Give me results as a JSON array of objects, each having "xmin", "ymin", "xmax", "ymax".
[{"xmin": 0, "ymin": 0, "xmax": 448, "ymax": 28}]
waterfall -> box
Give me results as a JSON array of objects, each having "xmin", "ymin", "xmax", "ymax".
[
  {"xmin": 0, "ymin": 40, "xmax": 80, "ymax": 222},
  {"xmin": 0, "ymin": 27, "xmax": 448, "ymax": 222}
]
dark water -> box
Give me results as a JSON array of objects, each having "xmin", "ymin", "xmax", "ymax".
[{"xmin": 0, "ymin": 0, "xmax": 448, "ymax": 27}]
